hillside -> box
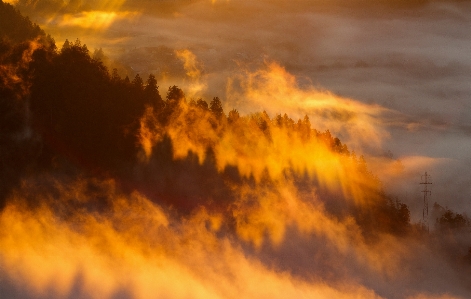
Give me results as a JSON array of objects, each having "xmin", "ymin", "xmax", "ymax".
[{"xmin": 0, "ymin": 2, "xmax": 470, "ymax": 298}]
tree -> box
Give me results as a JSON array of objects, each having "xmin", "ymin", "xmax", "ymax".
[
  {"xmin": 29, "ymin": 36, "xmax": 149, "ymax": 173},
  {"xmin": 301, "ymin": 115, "xmax": 311, "ymax": 140},
  {"xmin": 395, "ymin": 201, "xmax": 411, "ymax": 228},
  {"xmin": 144, "ymin": 74, "xmax": 158, "ymax": 94},
  {"xmin": 275, "ymin": 114, "xmax": 283, "ymax": 127},
  {"xmin": 228, "ymin": 109, "xmax": 240, "ymax": 124},
  {"xmin": 93, "ymin": 47, "xmax": 106, "ymax": 61},
  {"xmin": 111, "ymin": 68, "xmax": 120, "ymax": 82},
  {"xmin": 132, "ymin": 74, "xmax": 143, "ymax": 89},
  {"xmin": 0, "ymin": 1, "xmax": 47, "ymax": 44},
  {"xmin": 209, "ymin": 96, "xmax": 224, "ymax": 118},
  {"xmin": 257, "ymin": 110, "xmax": 270, "ymax": 132},
  {"xmin": 0, "ymin": 75, "xmax": 34, "ymax": 209},
  {"xmin": 282, "ymin": 113, "xmax": 294, "ymax": 130},
  {"xmin": 437, "ymin": 209, "xmax": 468, "ymax": 231},
  {"xmin": 74, "ymin": 38, "xmax": 88, "ymax": 54},
  {"xmin": 144, "ymin": 74, "xmax": 163, "ymax": 109},
  {"xmin": 166, "ymin": 85, "xmax": 185, "ymax": 102},
  {"xmin": 196, "ymin": 98, "xmax": 209, "ymax": 111},
  {"xmin": 62, "ymin": 39, "xmax": 71, "ymax": 51},
  {"xmin": 157, "ymin": 86, "xmax": 185, "ymax": 124},
  {"xmin": 124, "ymin": 75, "xmax": 130, "ymax": 84}
]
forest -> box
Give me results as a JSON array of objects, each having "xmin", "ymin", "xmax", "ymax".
[{"xmin": 0, "ymin": 1, "xmax": 470, "ymax": 298}]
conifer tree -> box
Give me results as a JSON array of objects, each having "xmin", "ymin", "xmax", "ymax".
[
  {"xmin": 209, "ymin": 97, "xmax": 224, "ymax": 118},
  {"xmin": 132, "ymin": 74, "xmax": 143, "ymax": 89}
]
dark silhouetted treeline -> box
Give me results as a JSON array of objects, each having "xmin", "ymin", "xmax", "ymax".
[
  {"xmin": 433, "ymin": 202, "xmax": 470, "ymax": 232},
  {"xmin": 0, "ymin": 0, "xmax": 55, "ymax": 209},
  {"xmin": 0, "ymin": 1, "xmax": 47, "ymax": 44},
  {"xmin": 30, "ymin": 38, "xmax": 155, "ymax": 172}
]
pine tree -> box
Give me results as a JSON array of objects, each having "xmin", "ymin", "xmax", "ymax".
[{"xmin": 209, "ymin": 97, "xmax": 224, "ymax": 118}]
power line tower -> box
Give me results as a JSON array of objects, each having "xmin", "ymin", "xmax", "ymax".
[{"xmin": 420, "ymin": 172, "xmax": 432, "ymax": 232}]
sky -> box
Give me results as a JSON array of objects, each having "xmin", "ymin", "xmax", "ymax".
[{"xmin": 12, "ymin": 0, "xmax": 471, "ymax": 218}]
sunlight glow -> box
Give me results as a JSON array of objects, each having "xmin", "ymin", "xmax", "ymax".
[
  {"xmin": 52, "ymin": 10, "xmax": 139, "ymax": 30},
  {"xmin": 227, "ymin": 62, "xmax": 390, "ymax": 148},
  {"xmin": 0, "ymin": 178, "xmax": 386, "ymax": 299},
  {"xmin": 175, "ymin": 49, "xmax": 207, "ymax": 98}
]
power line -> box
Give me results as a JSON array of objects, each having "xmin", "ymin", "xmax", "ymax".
[{"xmin": 420, "ymin": 172, "xmax": 432, "ymax": 232}]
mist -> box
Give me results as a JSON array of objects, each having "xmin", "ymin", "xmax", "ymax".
[
  {"xmin": 1, "ymin": 0, "xmax": 471, "ymax": 298},
  {"xmin": 15, "ymin": 0, "xmax": 471, "ymax": 214}
]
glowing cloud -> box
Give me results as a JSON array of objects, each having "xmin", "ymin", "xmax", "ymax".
[
  {"xmin": 138, "ymin": 98, "xmax": 383, "ymax": 207},
  {"xmin": 51, "ymin": 10, "xmax": 139, "ymax": 30},
  {"xmin": 175, "ymin": 49, "xmax": 207, "ymax": 98},
  {"xmin": 0, "ymin": 177, "xmax": 386, "ymax": 299},
  {"xmin": 0, "ymin": 39, "xmax": 43, "ymax": 95},
  {"xmin": 227, "ymin": 62, "xmax": 391, "ymax": 148}
]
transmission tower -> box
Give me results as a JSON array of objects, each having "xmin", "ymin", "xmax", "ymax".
[{"xmin": 420, "ymin": 172, "xmax": 432, "ymax": 232}]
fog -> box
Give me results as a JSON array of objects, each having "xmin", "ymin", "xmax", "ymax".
[
  {"xmin": 3, "ymin": 0, "xmax": 471, "ymax": 298},
  {"xmin": 16, "ymin": 0, "xmax": 470, "ymax": 216}
]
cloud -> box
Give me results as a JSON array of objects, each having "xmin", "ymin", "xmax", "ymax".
[
  {"xmin": 226, "ymin": 61, "xmax": 391, "ymax": 149},
  {"xmin": 1, "ymin": 171, "xmax": 470, "ymax": 299},
  {"xmin": 48, "ymin": 10, "xmax": 139, "ymax": 30},
  {"xmin": 0, "ymin": 176, "xmax": 387, "ymax": 299},
  {"xmin": 175, "ymin": 49, "xmax": 207, "ymax": 98}
]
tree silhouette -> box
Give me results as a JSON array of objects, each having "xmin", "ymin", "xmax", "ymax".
[
  {"xmin": 196, "ymin": 98, "xmax": 209, "ymax": 111},
  {"xmin": 437, "ymin": 209, "xmax": 469, "ymax": 231},
  {"xmin": 29, "ymin": 38, "xmax": 150, "ymax": 173},
  {"xmin": 62, "ymin": 39, "xmax": 71, "ymax": 50},
  {"xmin": 0, "ymin": 1, "xmax": 45, "ymax": 44},
  {"xmin": 132, "ymin": 74, "xmax": 144, "ymax": 90},
  {"xmin": 166, "ymin": 85, "xmax": 185, "ymax": 102},
  {"xmin": 144, "ymin": 74, "xmax": 163, "ymax": 109},
  {"xmin": 209, "ymin": 96, "xmax": 224, "ymax": 118},
  {"xmin": 228, "ymin": 109, "xmax": 240, "ymax": 124},
  {"xmin": 92, "ymin": 47, "xmax": 107, "ymax": 63},
  {"xmin": 0, "ymin": 78, "xmax": 32, "ymax": 209},
  {"xmin": 111, "ymin": 68, "xmax": 120, "ymax": 82},
  {"xmin": 300, "ymin": 115, "xmax": 311, "ymax": 140}
]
